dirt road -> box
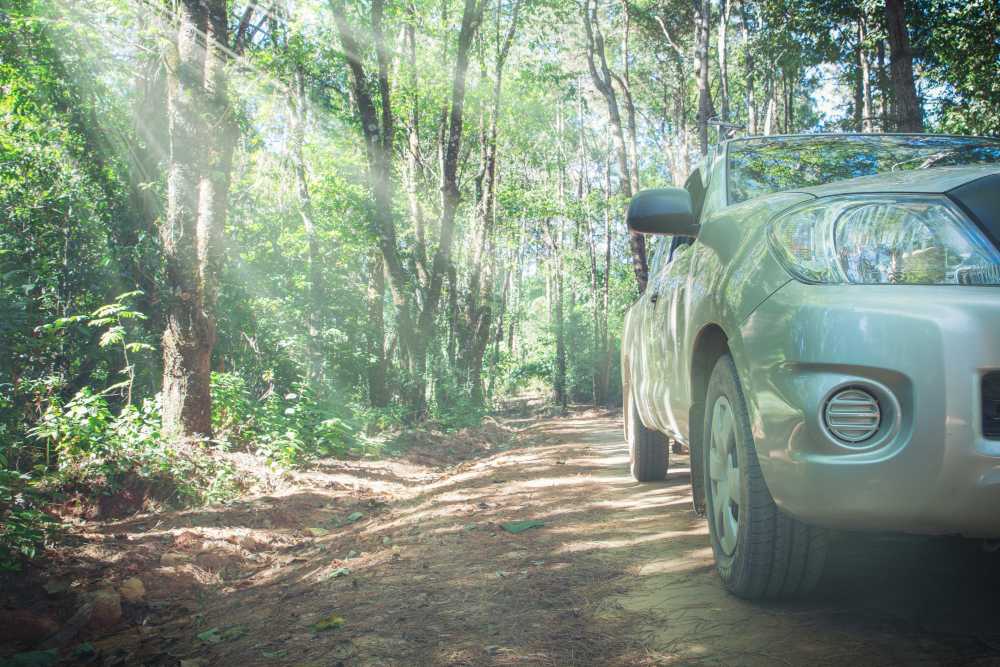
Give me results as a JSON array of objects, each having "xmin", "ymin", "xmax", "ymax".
[{"xmin": 7, "ymin": 410, "xmax": 1000, "ymax": 665}]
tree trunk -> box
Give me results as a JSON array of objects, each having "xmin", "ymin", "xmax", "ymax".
[
  {"xmin": 161, "ymin": 0, "xmax": 233, "ymax": 439},
  {"xmin": 463, "ymin": 0, "xmax": 520, "ymax": 408},
  {"xmin": 333, "ymin": 0, "xmax": 425, "ymax": 411},
  {"xmin": 859, "ymin": 15, "xmax": 874, "ymax": 132},
  {"xmin": 413, "ymin": 0, "xmax": 486, "ymax": 416},
  {"xmin": 289, "ymin": 67, "xmax": 324, "ymax": 384},
  {"xmin": 853, "ymin": 47, "xmax": 864, "ymax": 131},
  {"xmin": 718, "ymin": 0, "xmax": 731, "ymax": 124},
  {"xmin": 762, "ymin": 70, "xmax": 775, "ymax": 135},
  {"xmin": 366, "ymin": 255, "xmax": 388, "ymax": 407},
  {"xmin": 582, "ymin": 0, "xmax": 647, "ymax": 293},
  {"xmin": 738, "ymin": 1, "xmax": 756, "ymax": 134},
  {"xmin": 877, "ymin": 39, "xmax": 890, "ymax": 131},
  {"xmin": 601, "ymin": 156, "xmax": 612, "ymax": 406},
  {"xmin": 694, "ymin": 0, "xmax": 714, "ymax": 155},
  {"xmin": 884, "ymin": 0, "xmax": 923, "ymax": 131}
]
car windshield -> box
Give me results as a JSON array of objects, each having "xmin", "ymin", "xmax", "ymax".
[{"xmin": 727, "ymin": 135, "xmax": 1000, "ymax": 204}]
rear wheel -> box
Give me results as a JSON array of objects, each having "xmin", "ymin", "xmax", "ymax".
[
  {"xmin": 704, "ymin": 354, "xmax": 827, "ymax": 599},
  {"xmin": 627, "ymin": 386, "xmax": 668, "ymax": 482}
]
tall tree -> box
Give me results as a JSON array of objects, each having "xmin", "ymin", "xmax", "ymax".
[
  {"xmin": 333, "ymin": 0, "xmax": 486, "ymax": 415},
  {"xmin": 160, "ymin": 0, "xmax": 234, "ymax": 438},
  {"xmin": 582, "ymin": 0, "xmax": 648, "ymax": 293},
  {"xmin": 693, "ymin": 0, "xmax": 714, "ymax": 153},
  {"xmin": 883, "ymin": 0, "xmax": 922, "ymax": 131}
]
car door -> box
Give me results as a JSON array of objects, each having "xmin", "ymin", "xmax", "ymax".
[
  {"xmin": 633, "ymin": 236, "xmax": 669, "ymax": 428},
  {"xmin": 643, "ymin": 167, "xmax": 709, "ymax": 435}
]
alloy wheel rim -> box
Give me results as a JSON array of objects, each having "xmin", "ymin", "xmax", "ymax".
[{"xmin": 709, "ymin": 395, "xmax": 740, "ymax": 556}]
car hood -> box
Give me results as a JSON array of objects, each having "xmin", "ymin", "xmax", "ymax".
[{"xmin": 790, "ymin": 165, "xmax": 1000, "ymax": 198}]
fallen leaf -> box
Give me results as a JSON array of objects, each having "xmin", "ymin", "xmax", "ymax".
[
  {"xmin": 325, "ymin": 567, "xmax": 351, "ymax": 580},
  {"xmin": 197, "ymin": 628, "xmax": 222, "ymax": 644},
  {"xmin": 346, "ymin": 512, "xmax": 364, "ymax": 523},
  {"xmin": 306, "ymin": 527, "xmax": 330, "ymax": 537},
  {"xmin": 500, "ymin": 520, "xmax": 545, "ymax": 534},
  {"xmin": 195, "ymin": 625, "xmax": 245, "ymax": 644},
  {"xmin": 261, "ymin": 650, "xmax": 287, "ymax": 659},
  {"xmin": 311, "ymin": 613, "xmax": 345, "ymax": 632}
]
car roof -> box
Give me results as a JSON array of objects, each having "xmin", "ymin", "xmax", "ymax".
[{"xmin": 722, "ymin": 132, "xmax": 1000, "ymax": 148}]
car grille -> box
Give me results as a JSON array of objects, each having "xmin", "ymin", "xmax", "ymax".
[{"xmin": 984, "ymin": 373, "xmax": 1000, "ymax": 439}]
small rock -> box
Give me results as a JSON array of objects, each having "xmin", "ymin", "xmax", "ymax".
[
  {"xmin": 88, "ymin": 590, "xmax": 122, "ymax": 631},
  {"xmin": 119, "ymin": 577, "xmax": 145, "ymax": 603},
  {"xmin": 0, "ymin": 609, "xmax": 59, "ymax": 643}
]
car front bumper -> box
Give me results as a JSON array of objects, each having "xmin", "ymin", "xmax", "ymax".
[{"xmin": 738, "ymin": 282, "xmax": 1000, "ymax": 538}]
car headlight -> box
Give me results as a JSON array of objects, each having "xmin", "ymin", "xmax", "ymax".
[{"xmin": 768, "ymin": 195, "xmax": 1000, "ymax": 285}]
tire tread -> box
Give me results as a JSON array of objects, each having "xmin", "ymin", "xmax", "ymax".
[
  {"xmin": 628, "ymin": 389, "xmax": 668, "ymax": 482},
  {"xmin": 704, "ymin": 354, "xmax": 828, "ymax": 600}
]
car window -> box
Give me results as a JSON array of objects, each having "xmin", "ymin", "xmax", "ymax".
[
  {"xmin": 647, "ymin": 235, "xmax": 670, "ymax": 277},
  {"xmin": 684, "ymin": 167, "xmax": 708, "ymax": 222},
  {"xmin": 727, "ymin": 134, "xmax": 1000, "ymax": 204}
]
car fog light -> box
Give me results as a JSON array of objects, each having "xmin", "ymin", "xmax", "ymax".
[{"xmin": 824, "ymin": 388, "xmax": 881, "ymax": 444}]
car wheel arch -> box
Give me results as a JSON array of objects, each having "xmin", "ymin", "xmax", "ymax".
[{"xmin": 688, "ymin": 323, "xmax": 731, "ymax": 516}]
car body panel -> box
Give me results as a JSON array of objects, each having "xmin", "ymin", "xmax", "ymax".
[{"xmin": 741, "ymin": 282, "xmax": 1000, "ymax": 537}]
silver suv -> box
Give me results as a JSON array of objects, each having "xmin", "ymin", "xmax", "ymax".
[{"xmin": 621, "ymin": 133, "xmax": 1000, "ymax": 599}]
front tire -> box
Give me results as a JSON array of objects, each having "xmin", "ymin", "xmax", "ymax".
[
  {"xmin": 627, "ymin": 386, "xmax": 668, "ymax": 482},
  {"xmin": 703, "ymin": 354, "xmax": 827, "ymax": 599}
]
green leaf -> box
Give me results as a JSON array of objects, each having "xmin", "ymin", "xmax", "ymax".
[
  {"xmin": 324, "ymin": 567, "xmax": 351, "ymax": 580},
  {"xmin": 197, "ymin": 627, "xmax": 223, "ymax": 644},
  {"xmin": 261, "ymin": 650, "xmax": 288, "ymax": 659},
  {"xmin": 500, "ymin": 520, "xmax": 545, "ymax": 534},
  {"xmin": 98, "ymin": 326, "xmax": 125, "ymax": 347},
  {"xmin": 311, "ymin": 613, "xmax": 345, "ymax": 632},
  {"xmin": 346, "ymin": 511, "xmax": 364, "ymax": 523}
]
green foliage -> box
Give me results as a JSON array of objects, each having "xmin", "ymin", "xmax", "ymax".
[
  {"xmin": 0, "ymin": 466, "xmax": 56, "ymax": 571},
  {"xmin": 27, "ymin": 389, "xmax": 237, "ymax": 506},
  {"xmin": 211, "ymin": 373, "xmax": 359, "ymax": 466}
]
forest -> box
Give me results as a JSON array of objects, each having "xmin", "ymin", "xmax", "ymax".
[{"xmin": 1, "ymin": 0, "xmax": 998, "ymax": 596}]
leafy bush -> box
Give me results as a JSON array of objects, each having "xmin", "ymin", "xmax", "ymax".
[
  {"xmin": 211, "ymin": 373, "xmax": 359, "ymax": 466},
  {"xmin": 0, "ymin": 465, "xmax": 56, "ymax": 571},
  {"xmin": 28, "ymin": 389, "xmax": 239, "ymax": 507}
]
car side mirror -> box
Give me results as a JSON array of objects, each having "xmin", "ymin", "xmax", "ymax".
[{"xmin": 626, "ymin": 188, "xmax": 699, "ymax": 236}]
